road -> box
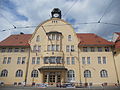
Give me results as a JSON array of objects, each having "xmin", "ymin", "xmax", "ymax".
[{"xmin": 0, "ymin": 86, "xmax": 120, "ymax": 90}]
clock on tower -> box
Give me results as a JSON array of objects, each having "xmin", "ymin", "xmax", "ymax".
[{"xmin": 51, "ymin": 8, "xmax": 61, "ymax": 19}]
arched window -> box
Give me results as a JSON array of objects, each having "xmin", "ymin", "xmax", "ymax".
[
  {"xmin": 36, "ymin": 35, "xmax": 40, "ymax": 42},
  {"xmin": 16, "ymin": 70, "xmax": 23, "ymax": 77},
  {"xmin": 0, "ymin": 69, "xmax": 8, "ymax": 77},
  {"xmin": 84, "ymin": 70, "xmax": 91, "ymax": 78},
  {"xmin": 67, "ymin": 70, "xmax": 75, "ymax": 82},
  {"xmin": 100, "ymin": 70, "xmax": 108, "ymax": 77},
  {"xmin": 68, "ymin": 35, "xmax": 72, "ymax": 41},
  {"xmin": 31, "ymin": 70, "xmax": 38, "ymax": 78}
]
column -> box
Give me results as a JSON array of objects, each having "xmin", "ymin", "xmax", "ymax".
[
  {"xmin": 55, "ymin": 72, "xmax": 57, "ymax": 84},
  {"xmin": 47, "ymin": 72, "xmax": 49, "ymax": 83},
  {"xmin": 40, "ymin": 71, "xmax": 43, "ymax": 83}
]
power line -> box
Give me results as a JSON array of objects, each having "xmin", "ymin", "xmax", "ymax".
[
  {"xmin": 0, "ymin": 13, "xmax": 16, "ymax": 28},
  {"xmin": 100, "ymin": 22, "xmax": 120, "ymax": 26},
  {"xmin": 63, "ymin": 0, "xmax": 78, "ymax": 17},
  {"xmin": 98, "ymin": 0, "xmax": 113, "ymax": 23}
]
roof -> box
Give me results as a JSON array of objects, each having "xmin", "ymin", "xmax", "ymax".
[
  {"xmin": 115, "ymin": 32, "xmax": 120, "ymax": 49},
  {"xmin": 0, "ymin": 33, "xmax": 114, "ymax": 47},
  {"xmin": 76, "ymin": 33, "xmax": 114, "ymax": 47},
  {"xmin": 0, "ymin": 34, "xmax": 32, "ymax": 47}
]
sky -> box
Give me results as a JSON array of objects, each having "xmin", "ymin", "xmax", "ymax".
[{"xmin": 0, "ymin": 0, "xmax": 120, "ymax": 41}]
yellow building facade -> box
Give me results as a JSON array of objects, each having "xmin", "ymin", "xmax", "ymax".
[{"xmin": 0, "ymin": 8, "xmax": 120, "ymax": 86}]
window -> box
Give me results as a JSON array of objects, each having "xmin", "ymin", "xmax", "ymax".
[
  {"xmin": 17, "ymin": 57, "xmax": 21, "ymax": 64},
  {"xmin": 90, "ymin": 47, "xmax": 95, "ymax": 52},
  {"xmin": 21, "ymin": 48, "xmax": 25, "ymax": 52},
  {"xmin": 1, "ymin": 48, "xmax": 6, "ymax": 52},
  {"xmin": 83, "ymin": 47, "xmax": 87, "ymax": 52},
  {"xmin": 52, "ymin": 34, "xmax": 55, "ymax": 40},
  {"xmin": 67, "ymin": 70, "xmax": 75, "ymax": 82},
  {"xmin": 14, "ymin": 48, "xmax": 19, "ymax": 52},
  {"xmin": 7, "ymin": 57, "xmax": 11, "ymax": 64},
  {"xmin": 98, "ymin": 57, "xmax": 101, "ymax": 64},
  {"xmin": 51, "ymin": 44, "xmax": 55, "ymax": 51},
  {"xmin": 71, "ymin": 57, "xmax": 75, "ymax": 64},
  {"xmin": 32, "ymin": 57, "xmax": 35, "ymax": 64},
  {"xmin": 98, "ymin": 47, "xmax": 102, "ymax": 52},
  {"xmin": 31, "ymin": 70, "xmax": 38, "ymax": 78},
  {"xmin": 38, "ymin": 46, "xmax": 41, "ymax": 52},
  {"xmin": 84, "ymin": 70, "xmax": 91, "ymax": 78},
  {"xmin": 66, "ymin": 45, "xmax": 70, "ymax": 52},
  {"xmin": 68, "ymin": 35, "xmax": 72, "ymax": 41},
  {"xmin": 22, "ymin": 57, "xmax": 26, "ymax": 64},
  {"xmin": 82, "ymin": 57, "xmax": 85, "ymax": 64},
  {"xmin": 0, "ymin": 69, "xmax": 8, "ymax": 77},
  {"xmin": 16, "ymin": 70, "xmax": 23, "ymax": 77},
  {"xmin": 56, "ymin": 45, "xmax": 59, "ymax": 51},
  {"xmin": 36, "ymin": 35, "xmax": 40, "ymax": 42},
  {"xmin": 47, "ymin": 45, "xmax": 50, "ymax": 51},
  {"xmin": 33, "ymin": 45, "xmax": 36, "ymax": 52},
  {"xmin": 3, "ymin": 57, "xmax": 7, "ymax": 64},
  {"xmin": 56, "ymin": 35, "xmax": 60, "ymax": 40},
  {"xmin": 8, "ymin": 48, "xmax": 12, "ymax": 52},
  {"xmin": 71, "ymin": 45, "xmax": 74, "ymax": 52},
  {"xmin": 87, "ymin": 57, "xmax": 90, "ymax": 64},
  {"xmin": 105, "ymin": 47, "xmax": 109, "ymax": 52},
  {"xmin": 36, "ymin": 57, "xmax": 40, "ymax": 64},
  {"xmin": 66, "ymin": 57, "xmax": 70, "ymax": 65},
  {"xmin": 103, "ymin": 57, "xmax": 106, "ymax": 64},
  {"xmin": 100, "ymin": 70, "xmax": 108, "ymax": 77}
]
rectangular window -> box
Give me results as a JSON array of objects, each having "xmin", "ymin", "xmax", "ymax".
[
  {"xmin": 56, "ymin": 45, "xmax": 59, "ymax": 51},
  {"xmin": 52, "ymin": 34, "xmax": 55, "ymax": 40},
  {"xmin": 105, "ymin": 47, "xmax": 109, "ymax": 52},
  {"xmin": 51, "ymin": 44, "xmax": 55, "ymax": 51},
  {"xmin": 98, "ymin": 47, "xmax": 102, "ymax": 52},
  {"xmin": 98, "ymin": 57, "xmax": 101, "ymax": 64},
  {"xmin": 90, "ymin": 47, "xmax": 95, "ymax": 52},
  {"xmin": 3, "ymin": 57, "xmax": 7, "ymax": 64},
  {"xmin": 71, "ymin": 45, "xmax": 74, "ymax": 52},
  {"xmin": 68, "ymin": 35, "xmax": 72, "ymax": 41},
  {"xmin": 1, "ymin": 48, "xmax": 6, "ymax": 52},
  {"xmin": 33, "ymin": 46, "xmax": 36, "ymax": 52},
  {"xmin": 83, "ymin": 47, "xmax": 88, "ymax": 52},
  {"xmin": 87, "ymin": 57, "xmax": 90, "ymax": 64},
  {"xmin": 82, "ymin": 57, "xmax": 85, "ymax": 64},
  {"xmin": 7, "ymin": 57, "xmax": 11, "ymax": 64},
  {"xmin": 103, "ymin": 57, "xmax": 106, "ymax": 64},
  {"xmin": 47, "ymin": 45, "xmax": 50, "ymax": 51},
  {"xmin": 38, "ymin": 46, "xmax": 41, "ymax": 52},
  {"xmin": 21, "ymin": 48, "xmax": 25, "ymax": 52},
  {"xmin": 22, "ymin": 57, "xmax": 26, "ymax": 64},
  {"xmin": 71, "ymin": 57, "xmax": 75, "ymax": 64},
  {"xmin": 32, "ymin": 57, "xmax": 35, "ymax": 64},
  {"xmin": 66, "ymin": 57, "xmax": 70, "ymax": 65},
  {"xmin": 17, "ymin": 57, "xmax": 21, "ymax": 64},
  {"xmin": 36, "ymin": 57, "xmax": 40, "ymax": 64},
  {"xmin": 8, "ymin": 48, "xmax": 12, "ymax": 52},
  {"xmin": 66, "ymin": 45, "xmax": 70, "ymax": 52},
  {"xmin": 14, "ymin": 48, "xmax": 19, "ymax": 52},
  {"xmin": 56, "ymin": 35, "xmax": 60, "ymax": 40}
]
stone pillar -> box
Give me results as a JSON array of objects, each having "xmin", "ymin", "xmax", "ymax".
[
  {"xmin": 47, "ymin": 72, "xmax": 49, "ymax": 83},
  {"xmin": 55, "ymin": 72, "xmax": 57, "ymax": 84}
]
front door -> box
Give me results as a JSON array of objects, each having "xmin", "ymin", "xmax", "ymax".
[{"xmin": 43, "ymin": 72, "xmax": 61, "ymax": 84}]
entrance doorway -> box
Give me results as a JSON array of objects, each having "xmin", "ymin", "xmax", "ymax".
[{"xmin": 44, "ymin": 72, "xmax": 61, "ymax": 84}]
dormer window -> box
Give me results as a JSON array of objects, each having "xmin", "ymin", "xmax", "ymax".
[
  {"xmin": 36, "ymin": 35, "xmax": 40, "ymax": 42},
  {"xmin": 68, "ymin": 35, "xmax": 72, "ymax": 41}
]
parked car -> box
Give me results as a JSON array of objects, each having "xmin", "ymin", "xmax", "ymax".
[
  {"xmin": 60, "ymin": 83, "xmax": 75, "ymax": 88},
  {"xmin": 0, "ymin": 81, "xmax": 4, "ymax": 86}
]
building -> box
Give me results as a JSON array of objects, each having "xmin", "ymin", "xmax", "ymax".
[{"xmin": 0, "ymin": 8, "xmax": 120, "ymax": 86}]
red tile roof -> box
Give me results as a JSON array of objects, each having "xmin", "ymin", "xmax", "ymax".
[
  {"xmin": 115, "ymin": 32, "xmax": 120, "ymax": 49},
  {"xmin": 0, "ymin": 34, "xmax": 32, "ymax": 46},
  {"xmin": 76, "ymin": 33, "xmax": 114, "ymax": 47},
  {"xmin": 0, "ymin": 33, "xmax": 114, "ymax": 47}
]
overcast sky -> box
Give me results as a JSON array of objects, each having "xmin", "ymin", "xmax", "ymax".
[{"xmin": 0, "ymin": 0, "xmax": 120, "ymax": 41}]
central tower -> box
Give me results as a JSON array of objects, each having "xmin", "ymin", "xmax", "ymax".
[{"xmin": 51, "ymin": 8, "xmax": 61, "ymax": 19}]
